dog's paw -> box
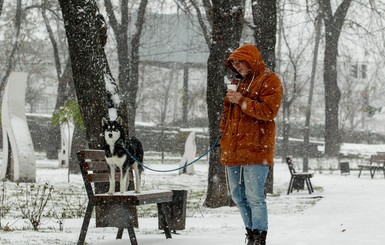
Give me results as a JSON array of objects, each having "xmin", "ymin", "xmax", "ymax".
[{"xmin": 107, "ymin": 189, "xmax": 115, "ymax": 195}]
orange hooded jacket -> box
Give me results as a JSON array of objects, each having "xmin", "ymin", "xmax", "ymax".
[{"xmin": 219, "ymin": 44, "xmax": 283, "ymax": 167}]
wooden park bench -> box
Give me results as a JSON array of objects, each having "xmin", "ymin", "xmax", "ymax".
[
  {"xmin": 358, "ymin": 153, "xmax": 385, "ymax": 179},
  {"xmin": 286, "ymin": 156, "xmax": 314, "ymax": 195},
  {"xmin": 77, "ymin": 149, "xmax": 174, "ymax": 245}
]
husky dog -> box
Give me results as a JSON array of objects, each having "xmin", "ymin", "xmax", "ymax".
[{"xmin": 102, "ymin": 116, "xmax": 144, "ymax": 194}]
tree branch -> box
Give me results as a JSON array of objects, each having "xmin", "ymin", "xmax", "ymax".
[{"xmin": 104, "ymin": 0, "xmax": 119, "ymax": 39}]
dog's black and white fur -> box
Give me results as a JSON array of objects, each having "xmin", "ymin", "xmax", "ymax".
[{"xmin": 102, "ymin": 116, "xmax": 144, "ymax": 194}]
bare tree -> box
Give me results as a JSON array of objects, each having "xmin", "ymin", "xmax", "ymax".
[
  {"xmin": 31, "ymin": 0, "xmax": 73, "ymax": 160},
  {"xmin": 280, "ymin": 29, "xmax": 309, "ymax": 161},
  {"xmin": 153, "ymin": 68, "xmax": 175, "ymax": 163},
  {"xmin": 174, "ymin": 0, "xmax": 211, "ymax": 48},
  {"xmin": 104, "ymin": 0, "xmax": 148, "ymax": 135},
  {"xmin": 303, "ymin": 3, "xmax": 322, "ymax": 172},
  {"xmin": 320, "ymin": 0, "xmax": 353, "ymax": 157}
]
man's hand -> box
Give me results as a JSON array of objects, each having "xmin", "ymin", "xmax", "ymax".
[{"xmin": 227, "ymin": 90, "xmax": 242, "ymax": 104}]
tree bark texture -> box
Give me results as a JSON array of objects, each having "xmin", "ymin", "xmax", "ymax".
[
  {"xmin": 251, "ymin": 0, "xmax": 277, "ymax": 71},
  {"xmin": 59, "ymin": 0, "xmax": 112, "ymax": 149},
  {"xmin": 204, "ymin": 0, "xmax": 244, "ymax": 208},
  {"xmin": 251, "ymin": 0, "xmax": 277, "ymax": 193},
  {"xmin": 320, "ymin": 0, "xmax": 352, "ymax": 157}
]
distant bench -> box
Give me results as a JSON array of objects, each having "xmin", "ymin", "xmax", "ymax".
[
  {"xmin": 77, "ymin": 149, "xmax": 174, "ymax": 245},
  {"xmin": 358, "ymin": 153, "xmax": 385, "ymax": 179},
  {"xmin": 286, "ymin": 156, "xmax": 314, "ymax": 195}
]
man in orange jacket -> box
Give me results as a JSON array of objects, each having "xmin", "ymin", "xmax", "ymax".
[{"xmin": 219, "ymin": 44, "xmax": 283, "ymax": 245}]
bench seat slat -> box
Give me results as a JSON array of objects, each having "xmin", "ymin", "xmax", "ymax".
[
  {"xmin": 78, "ymin": 149, "xmax": 105, "ymax": 161},
  {"xmin": 93, "ymin": 190, "xmax": 173, "ymax": 205},
  {"xmin": 292, "ymin": 173, "xmax": 313, "ymax": 177},
  {"xmin": 358, "ymin": 164, "xmax": 382, "ymax": 168}
]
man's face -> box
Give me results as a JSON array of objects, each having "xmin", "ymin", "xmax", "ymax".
[{"xmin": 231, "ymin": 60, "xmax": 250, "ymax": 77}]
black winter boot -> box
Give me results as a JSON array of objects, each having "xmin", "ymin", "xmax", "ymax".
[
  {"xmin": 245, "ymin": 228, "xmax": 258, "ymax": 245},
  {"xmin": 253, "ymin": 230, "xmax": 267, "ymax": 245}
]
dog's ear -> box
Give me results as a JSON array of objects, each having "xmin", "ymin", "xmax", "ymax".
[
  {"xmin": 116, "ymin": 116, "xmax": 123, "ymax": 125},
  {"xmin": 102, "ymin": 117, "xmax": 108, "ymax": 126}
]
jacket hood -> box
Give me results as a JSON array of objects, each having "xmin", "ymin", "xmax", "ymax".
[{"xmin": 225, "ymin": 44, "xmax": 266, "ymax": 76}]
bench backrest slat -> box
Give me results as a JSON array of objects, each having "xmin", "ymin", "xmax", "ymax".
[
  {"xmin": 87, "ymin": 173, "xmax": 121, "ymax": 183},
  {"xmin": 83, "ymin": 161, "xmax": 109, "ymax": 172},
  {"xmin": 370, "ymin": 154, "xmax": 385, "ymax": 164},
  {"xmin": 78, "ymin": 149, "xmax": 105, "ymax": 161}
]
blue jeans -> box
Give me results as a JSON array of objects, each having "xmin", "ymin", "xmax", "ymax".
[{"xmin": 227, "ymin": 164, "xmax": 269, "ymax": 231}]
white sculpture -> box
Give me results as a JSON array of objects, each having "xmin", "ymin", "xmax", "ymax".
[
  {"xmin": 1, "ymin": 72, "xmax": 36, "ymax": 182},
  {"xmin": 179, "ymin": 131, "xmax": 196, "ymax": 175},
  {"xmin": 58, "ymin": 121, "xmax": 74, "ymax": 168}
]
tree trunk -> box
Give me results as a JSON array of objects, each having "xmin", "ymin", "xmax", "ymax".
[
  {"xmin": 320, "ymin": 0, "xmax": 352, "ymax": 157},
  {"xmin": 42, "ymin": 0, "xmax": 61, "ymax": 82},
  {"xmin": 59, "ymin": 0, "xmax": 113, "ymax": 149},
  {"xmin": 251, "ymin": 0, "xmax": 277, "ymax": 71},
  {"xmin": 182, "ymin": 65, "xmax": 189, "ymax": 127},
  {"xmin": 251, "ymin": 0, "xmax": 277, "ymax": 194},
  {"xmin": 204, "ymin": 0, "xmax": 244, "ymax": 208},
  {"xmin": 0, "ymin": 0, "xmax": 4, "ymax": 17},
  {"xmin": 281, "ymin": 103, "xmax": 291, "ymax": 161},
  {"xmin": 303, "ymin": 12, "xmax": 322, "ymax": 171},
  {"xmin": 127, "ymin": 0, "xmax": 148, "ymax": 136}
]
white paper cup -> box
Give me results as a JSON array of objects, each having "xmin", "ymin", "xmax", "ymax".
[{"xmin": 227, "ymin": 84, "xmax": 237, "ymax": 91}]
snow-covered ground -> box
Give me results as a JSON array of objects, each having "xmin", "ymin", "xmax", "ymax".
[{"xmin": 0, "ymin": 152, "xmax": 384, "ymax": 245}]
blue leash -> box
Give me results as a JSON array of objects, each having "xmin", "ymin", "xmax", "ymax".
[{"xmin": 125, "ymin": 135, "xmax": 221, "ymax": 173}]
